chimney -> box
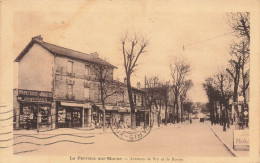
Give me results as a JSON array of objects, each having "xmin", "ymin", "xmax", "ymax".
[
  {"xmin": 124, "ymin": 77, "xmax": 127, "ymax": 85},
  {"xmin": 32, "ymin": 35, "xmax": 43, "ymax": 42},
  {"xmin": 137, "ymin": 82, "xmax": 141, "ymax": 89},
  {"xmin": 90, "ymin": 52, "xmax": 99, "ymax": 58}
]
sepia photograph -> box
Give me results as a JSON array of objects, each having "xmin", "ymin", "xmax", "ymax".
[{"xmin": 0, "ymin": 0, "xmax": 259, "ymax": 163}]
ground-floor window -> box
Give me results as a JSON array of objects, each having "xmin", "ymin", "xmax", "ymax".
[
  {"xmin": 19, "ymin": 103, "xmax": 51, "ymax": 130},
  {"xmin": 56, "ymin": 106, "xmax": 82, "ymax": 128}
]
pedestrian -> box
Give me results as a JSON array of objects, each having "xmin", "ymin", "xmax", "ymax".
[
  {"xmin": 29, "ymin": 112, "xmax": 34, "ymax": 129},
  {"xmin": 37, "ymin": 112, "xmax": 41, "ymax": 133},
  {"xmin": 26, "ymin": 115, "xmax": 30, "ymax": 130}
]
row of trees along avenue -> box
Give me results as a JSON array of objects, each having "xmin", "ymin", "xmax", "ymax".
[
  {"xmin": 93, "ymin": 31, "xmax": 194, "ymax": 130},
  {"xmin": 203, "ymin": 12, "xmax": 250, "ymax": 131},
  {"xmin": 120, "ymin": 32, "xmax": 193, "ymax": 129}
]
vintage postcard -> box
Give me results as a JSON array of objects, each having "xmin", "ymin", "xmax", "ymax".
[{"xmin": 0, "ymin": 0, "xmax": 259, "ymax": 162}]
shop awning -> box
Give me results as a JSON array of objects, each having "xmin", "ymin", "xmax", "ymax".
[
  {"xmin": 118, "ymin": 107, "xmax": 131, "ymax": 113},
  {"xmin": 95, "ymin": 105, "xmax": 118, "ymax": 111},
  {"xmin": 61, "ymin": 102, "xmax": 84, "ymax": 107}
]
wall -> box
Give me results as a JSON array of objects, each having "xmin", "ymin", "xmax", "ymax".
[
  {"xmin": 54, "ymin": 55, "xmax": 111, "ymax": 102},
  {"xmin": 18, "ymin": 44, "xmax": 54, "ymax": 92}
]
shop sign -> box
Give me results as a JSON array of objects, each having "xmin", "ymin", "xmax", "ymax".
[
  {"xmin": 17, "ymin": 89, "xmax": 53, "ymax": 102},
  {"xmin": 18, "ymin": 89, "xmax": 53, "ymax": 98},
  {"xmin": 233, "ymin": 130, "xmax": 249, "ymax": 151},
  {"xmin": 72, "ymin": 108, "xmax": 81, "ymax": 111}
]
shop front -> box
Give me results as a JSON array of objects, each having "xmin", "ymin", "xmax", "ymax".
[
  {"xmin": 56, "ymin": 102, "xmax": 92, "ymax": 128},
  {"xmin": 15, "ymin": 89, "xmax": 53, "ymax": 130},
  {"xmin": 136, "ymin": 107, "xmax": 150, "ymax": 127}
]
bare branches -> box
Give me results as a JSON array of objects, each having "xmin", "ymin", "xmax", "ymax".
[
  {"xmin": 226, "ymin": 12, "xmax": 250, "ymax": 41},
  {"xmin": 180, "ymin": 80, "xmax": 193, "ymax": 102},
  {"xmin": 145, "ymin": 76, "xmax": 170, "ymax": 110},
  {"xmin": 121, "ymin": 32, "xmax": 149, "ymax": 76},
  {"xmin": 170, "ymin": 57, "xmax": 191, "ymax": 95}
]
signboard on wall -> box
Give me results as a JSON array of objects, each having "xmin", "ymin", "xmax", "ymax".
[
  {"xmin": 233, "ymin": 130, "xmax": 249, "ymax": 151},
  {"xmin": 17, "ymin": 89, "xmax": 53, "ymax": 102}
]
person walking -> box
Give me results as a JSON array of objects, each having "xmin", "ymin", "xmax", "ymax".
[
  {"xmin": 37, "ymin": 112, "xmax": 41, "ymax": 133},
  {"xmin": 29, "ymin": 112, "xmax": 34, "ymax": 129}
]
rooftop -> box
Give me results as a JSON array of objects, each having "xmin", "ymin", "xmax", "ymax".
[{"xmin": 14, "ymin": 35, "xmax": 117, "ymax": 69}]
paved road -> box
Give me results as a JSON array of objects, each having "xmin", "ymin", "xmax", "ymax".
[{"xmin": 14, "ymin": 120, "xmax": 233, "ymax": 157}]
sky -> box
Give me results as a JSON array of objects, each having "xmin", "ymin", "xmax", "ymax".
[{"xmin": 12, "ymin": 1, "xmax": 236, "ymax": 103}]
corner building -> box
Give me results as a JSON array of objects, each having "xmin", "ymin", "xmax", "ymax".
[{"xmin": 14, "ymin": 35, "xmax": 116, "ymax": 130}]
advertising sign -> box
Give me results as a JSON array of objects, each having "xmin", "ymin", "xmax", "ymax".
[
  {"xmin": 233, "ymin": 130, "xmax": 249, "ymax": 151},
  {"xmin": 17, "ymin": 89, "xmax": 53, "ymax": 102}
]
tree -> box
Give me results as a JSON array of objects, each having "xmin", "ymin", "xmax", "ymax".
[
  {"xmin": 179, "ymin": 80, "xmax": 193, "ymax": 122},
  {"xmin": 238, "ymin": 41, "xmax": 250, "ymax": 105},
  {"xmin": 213, "ymin": 71, "xmax": 232, "ymax": 131},
  {"xmin": 203, "ymin": 77, "xmax": 221, "ymax": 125},
  {"xmin": 170, "ymin": 57, "xmax": 191, "ymax": 123},
  {"xmin": 227, "ymin": 12, "xmax": 250, "ymax": 41},
  {"xmin": 226, "ymin": 12, "xmax": 250, "ymax": 129},
  {"xmin": 92, "ymin": 64, "xmax": 123, "ymax": 131},
  {"xmin": 183, "ymin": 101, "xmax": 193, "ymax": 114},
  {"xmin": 145, "ymin": 76, "xmax": 170, "ymax": 127},
  {"xmin": 121, "ymin": 32, "xmax": 149, "ymax": 129},
  {"xmin": 226, "ymin": 42, "xmax": 241, "ymax": 126}
]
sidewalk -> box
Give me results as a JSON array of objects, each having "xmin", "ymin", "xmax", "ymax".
[
  {"xmin": 13, "ymin": 127, "xmax": 112, "ymax": 136},
  {"xmin": 209, "ymin": 124, "xmax": 249, "ymax": 157}
]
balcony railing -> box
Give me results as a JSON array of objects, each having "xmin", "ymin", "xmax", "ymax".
[
  {"xmin": 84, "ymin": 75, "xmax": 91, "ymax": 80},
  {"xmin": 67, "ymin": 72, "xmax": 75, "ymax": 77},
  {"xmin": 84, "ymin": 97, "xmax": 91, "ymax": 102},
  {"xmin": 66, "ymin": 94, "xmax": 75, "ymax": 100}
]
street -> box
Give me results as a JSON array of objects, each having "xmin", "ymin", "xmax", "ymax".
[{"xmin": 14, "ymin": 120, "xmax": 233, "ymax": 157}]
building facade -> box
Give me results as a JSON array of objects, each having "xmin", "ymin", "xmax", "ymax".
[
  {"xmin": 14, "ymin": 36, "xmax": 116, "ymax": 130},
  {"xmin": 14, "ymin": 35, "xmax": 149, "ymax": 130}
]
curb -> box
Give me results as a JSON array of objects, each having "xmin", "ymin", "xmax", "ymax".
[{"xmin": 209, "ymin": 126, "xmax": 237, "ymax": 157}]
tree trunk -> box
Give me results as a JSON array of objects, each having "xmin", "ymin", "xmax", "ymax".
[
  {"xmin": 180, "ymin": 100, "xmax": 183, "ymax": 122},
  {"xmin": 174, "ymin": 92, "xmax": 179, "ymax": 123},
  {"xmin": 226, "ymin": 105, "xmax": 230, "ymax": 128},
  {"xmin": 126, "ymin": 74, "xmax": 136, "ymax": 129},
  {"xmin": 210, "ymin": 101, "xmax": 214, "ymax": 125},
  {"xmin": 233, "ymin": 80, "xmax": 239, "ymax": 126},
  {"xmin": 165, "ymin": 99, "xmax": 168, "ymax": 126},
  {"xmin": 214, "ymin": 101, "xmax": 217, "ymax": 124},
  {"xmin": 158, "ymin": 102, "xmax": 161, "ymax": 127},
  {"xmin": 100, "ymin": 80, "xmax": 106, "ymax": 132}
]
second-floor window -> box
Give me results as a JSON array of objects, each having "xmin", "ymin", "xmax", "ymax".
[
  {"xmin": 84, "ymin": 87, "xmax": 90, "ymax": 100},
  {"xmin": 134, "ymin": 94, "xmax": 137, "ymax": 106},
  {"xmin": 68, "ymin": 84, "xmax": 73, "ymax": 96},
  {"xmin": 67, "ymin": 61, "xmax": 73, "ymax": 74},
  {"xmin": 85, "ymin": 65, "xmax": 90, "ymax": 78}
]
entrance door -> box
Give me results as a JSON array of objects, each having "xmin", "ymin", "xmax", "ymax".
[
  {"xmin": 66, "ymin": 107, "xmax": 82, "ymax": 128},
  {"xmin": 71, "ymin": 111, "xmax": 81, "ymax": 127}
]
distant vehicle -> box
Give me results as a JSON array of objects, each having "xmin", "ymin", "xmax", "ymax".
[
  {"xmin": 204, "ymin": 115, "xmax": 210, "ymax": 121},
  {"xmin": 191, "ymin": 115, "xmax": 198, "ymax": 119}
]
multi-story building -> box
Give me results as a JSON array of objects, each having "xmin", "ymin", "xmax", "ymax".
[
  {"xmin": 13, "ymin": 35, "xmax": 116, "ymax": 130},
  {"xmin": 13, "ymin": 35, "xmax": 148, "ymax": 130}
]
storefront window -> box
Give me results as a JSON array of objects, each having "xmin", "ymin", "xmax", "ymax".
[
  {"xmin": 39, "ymin": 106, "xmax": 50, "ymax": 125},
  {"xmin": 19, "ymin": 104, "xmax": 51, "ymax": 129},
  {"xmin": 57, "ymin": 107, "xmax": 66, "ymax": 123}
]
